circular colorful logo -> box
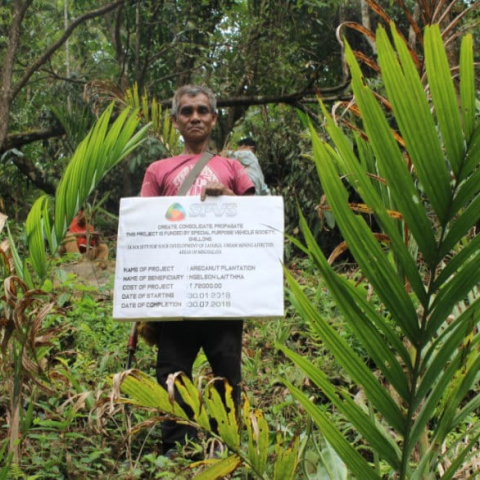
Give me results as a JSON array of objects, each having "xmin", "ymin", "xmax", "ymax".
[{"xmin": 166, "ymin": 203, "xmax": 186, "ymax": 221}]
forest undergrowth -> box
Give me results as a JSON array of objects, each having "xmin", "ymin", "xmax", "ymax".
[{"xmin": 0, "ymin": 252, "xmax": 355, "ymax": 479}]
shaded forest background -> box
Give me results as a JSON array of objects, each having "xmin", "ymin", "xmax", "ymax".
[
  {"xmin": 0, "ymin": 0, "xmax": 398, "ymax": 257},
  {"xmin": 3, "ymin": 1, "xmax": 480, "ymax": 479}
]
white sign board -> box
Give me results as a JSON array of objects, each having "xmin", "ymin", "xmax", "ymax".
[{"xmin": 113, "ymin": 196, "xmax": 284, "ymax": 321}]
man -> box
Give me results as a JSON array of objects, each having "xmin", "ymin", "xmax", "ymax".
[
  {"xmin": 140, "ymin": 85, "xmax": 254, "ymax": 457},
  {"xmin": 228, "ymin": 137, "xmax": 271, "ymax": 196}
]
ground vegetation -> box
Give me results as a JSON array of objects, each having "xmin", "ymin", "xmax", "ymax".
[{"xmin": 2, "ymin": 0, "xmax": 480, "ymax": 479}]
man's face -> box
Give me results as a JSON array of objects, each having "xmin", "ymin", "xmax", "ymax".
[{"xmin": 172, "ymin": 93, "xmax": 217, "ymax": 144}]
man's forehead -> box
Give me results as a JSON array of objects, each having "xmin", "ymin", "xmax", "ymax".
[{"xmin": 178, "ymin": 93, "xmax": 210, "ymax": 107}]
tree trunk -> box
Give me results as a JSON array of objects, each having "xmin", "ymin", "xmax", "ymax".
[
  {"xmin": 0, "ymin": 1, "xmax": 32, "ymax": 152},
  {"xmin": 0, "ymin": 1, "xmax": 124, "ymax": 153}
]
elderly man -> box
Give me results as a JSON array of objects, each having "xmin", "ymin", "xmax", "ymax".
[{"xmin": 140, "ymin": 85, "xmax": 254, "ymax": 458}]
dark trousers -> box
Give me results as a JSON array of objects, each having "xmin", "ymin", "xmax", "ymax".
[{"xmin": 155, "ymin": 319, "xmax": 243, "ymax": 451}]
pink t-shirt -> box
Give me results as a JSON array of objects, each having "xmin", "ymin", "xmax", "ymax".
[{"xmin": 140, "ymin": 154, "xmax": 254, "ymax": 197}]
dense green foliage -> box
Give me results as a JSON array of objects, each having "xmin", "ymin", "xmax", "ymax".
[
  {"xmin": 3, "ymin": 1, "xmax": 480, "ymax": 479},
  {"xmin": 0, "ymin": 0, "xmax": 367, "ymax": 257},
  {"xmin": 0, "ymin": 255, "xmax": 349, "ymax": 479},
  {"xmin": 284, "ymin": 24, "xmax": 480, "ymax": 479}
]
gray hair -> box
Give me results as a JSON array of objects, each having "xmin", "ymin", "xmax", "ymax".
[{"xmin": 171, "ymin": 85, "xmax": 217, "ymax": 117}]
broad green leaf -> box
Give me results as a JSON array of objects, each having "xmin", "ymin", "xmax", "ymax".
[
  {"xmin": 273, "ymin": 433, "xmax": 299, "ymax": 480},
  {"xmin": 203, "ymin": 382, "xmax": 240, "ymax": 450},
  {"xmin": 117, "ymin": 369, "xmax": 189, "ymax": 419},
  {"xmin": 192, "ymin": 454, "xmax": 241, "ymax": 479},
  {"xmin": 243, "ymin": 395, "xmax": 269, "ymax": 475}
]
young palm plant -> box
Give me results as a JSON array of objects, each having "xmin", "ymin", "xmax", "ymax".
[
  {"xmin": 25, "ymin": 103, "xmax": 150, "ymax": 285},
  {"xmin": 114, "ymin": 369, "xmax": 299, "ymax": 479},
  {"xmin": 0, "ymin": 104, "xmax": 150, "ymax": 464},
  {"xmin": 280, "ymin": 25, "xmax": 480, "ymax": 479}
]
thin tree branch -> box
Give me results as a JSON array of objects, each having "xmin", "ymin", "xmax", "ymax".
[
  {"xmin": 1, "ymin": 126, "xmax": 66, "ymax": 154},
  {"xmin": 12, "ymin": 0, "xmax": 125, "ymax": 99},
  {"xmin": 7, "ymin": 152, "xmax": 57, "ymax": 195}
]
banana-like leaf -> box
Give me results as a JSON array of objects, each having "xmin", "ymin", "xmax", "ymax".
[
  {"xmin": 192, "ymin": 454, "xmax": 241, "ymax": 479},
  {"xmin": 203, "ymin": 382, "xmax": 240, "ymax": 450},
  {"xmin": 117, "ymin": 369, "xmax": 189, "ymax": 419},
  {"xmin": 174, "ymin": 375, "xmax": 211, "ymax": 431},
  {"xmin": 243, "ymin": 395, "xmax": 269, "ymax": 475},
  {"xmin": 273, "ymin": 433, "xmax": 299, "ymax": 480}
]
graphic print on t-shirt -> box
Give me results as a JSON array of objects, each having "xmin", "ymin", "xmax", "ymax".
[{"xmin": 173, "ymin": 165, "xmax": 220, "ymax": 196}]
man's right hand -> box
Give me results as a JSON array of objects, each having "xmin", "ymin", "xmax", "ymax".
[{"xmin": 200, "ymin": 181, "xmax": 234, "ymax": 201}]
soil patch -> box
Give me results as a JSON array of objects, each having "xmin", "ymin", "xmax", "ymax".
[{"xmin": 59, "ymin": 259, "xmax": 116, "ymax": 290}]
